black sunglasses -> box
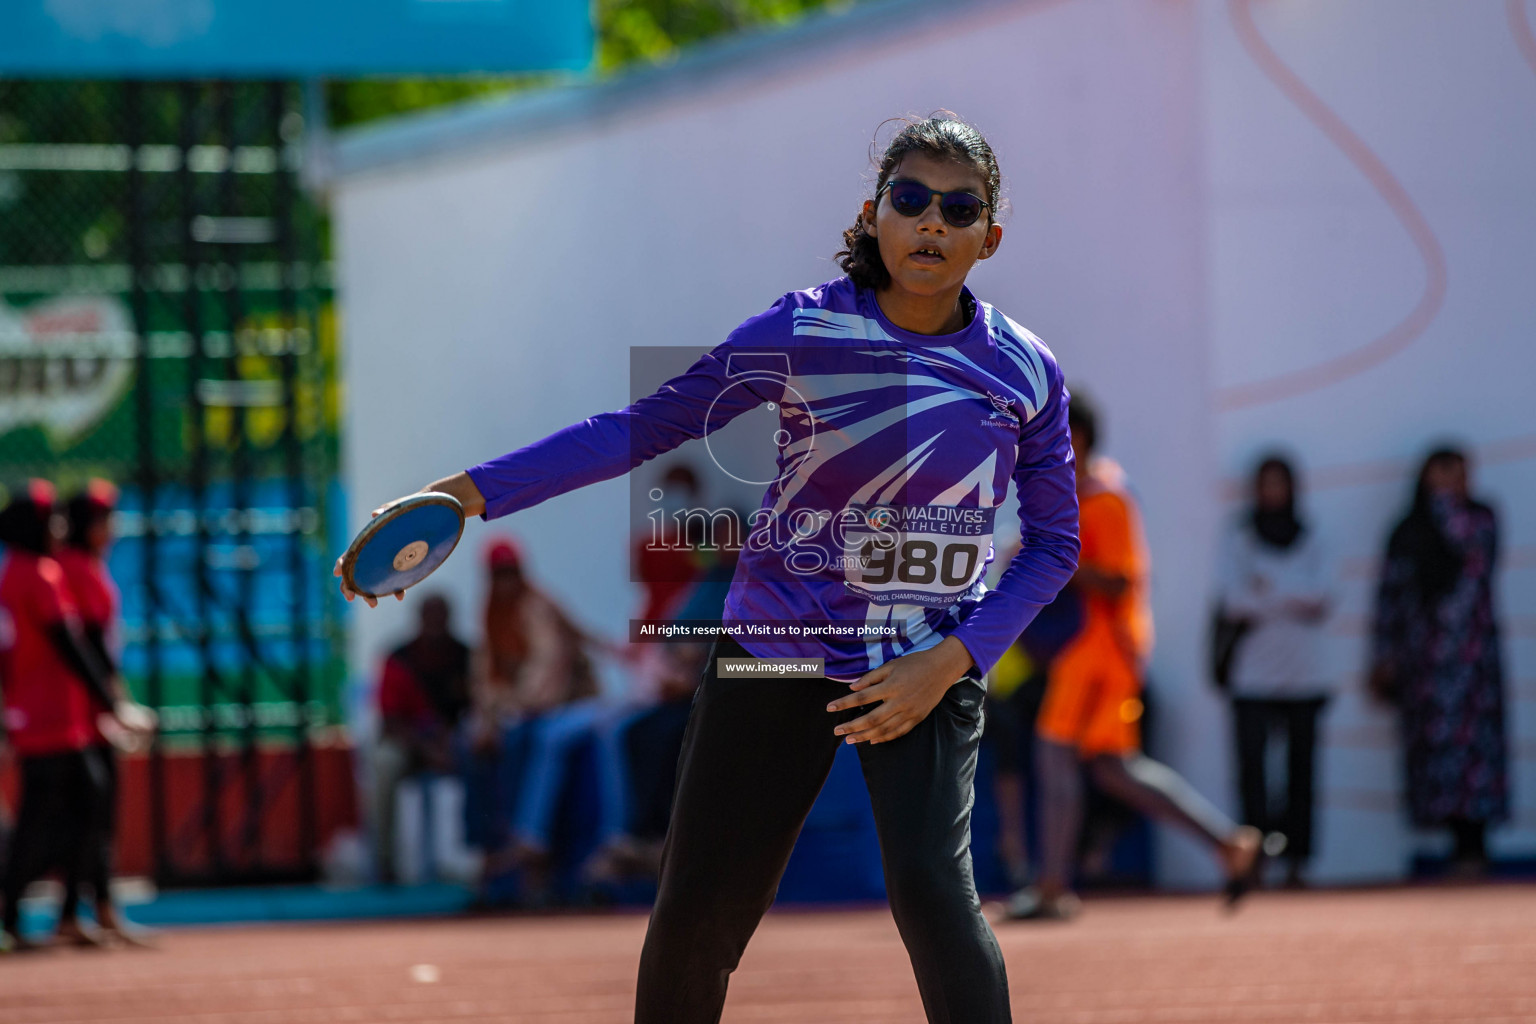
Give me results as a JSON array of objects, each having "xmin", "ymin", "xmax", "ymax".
[{"xmin": 878, "ymin": 179, "xmax": 991, "ymax": 228}]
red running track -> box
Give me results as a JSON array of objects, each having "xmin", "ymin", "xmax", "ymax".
[{"xmin": 4, "ymin": 886, "xmax": 1536, "ymax": 1022}]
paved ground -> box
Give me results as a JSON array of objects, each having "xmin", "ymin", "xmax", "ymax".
[{"xmin": 4, "ymin": 885, "xmax": 1536, "ymax": 1022}]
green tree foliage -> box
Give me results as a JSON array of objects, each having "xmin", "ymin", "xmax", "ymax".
[
  {"xmin": 327, "ymin": 0, "xmax": 853, "ymax": 129},
  {"xmin": 0, "ymin": 81, "xmax": 136, "ymax": 267},
  {"xmin": 596, "ymin": 0, "xmax": 851, "ymax": 69},
  {"xmin": 325, "ymin": 76, "xmax": 553, "ymax": 132},
  {"xmin": 0, "ymin": 3, "xmax": 856, "ymax": 266}
]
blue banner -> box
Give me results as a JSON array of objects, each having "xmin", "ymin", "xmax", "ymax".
[{"xmin": 0, "ymin": 0, "xmax": 591, "ymax": 76}]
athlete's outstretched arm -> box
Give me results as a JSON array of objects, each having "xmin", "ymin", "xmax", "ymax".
[
  {"xmin": 337, "ymin": 329, "xmax": 779, "ymax": 605},
  {"xmin": 463, "ymin": 343, "xmax": 774, "ymax": 521}
]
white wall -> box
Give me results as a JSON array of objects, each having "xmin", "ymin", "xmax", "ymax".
[
  {"xmin": 333, "ymin": 0, "xmax": 1536, "ymax": 886},
  {"xmin": 1202, "ymin": 0, "xmax": 1536, "ymax": 879}
]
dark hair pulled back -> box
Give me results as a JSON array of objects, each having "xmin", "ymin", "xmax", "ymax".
[{"xmin": 836, "ymin": 116, "xmax": 1002, "ymax": 291}]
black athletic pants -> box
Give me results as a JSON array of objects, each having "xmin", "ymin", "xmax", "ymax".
[
  {"xmin": 1233, "ymin": 697, "xmax": 1326, "ymax": 862},
  {"xmin": 2, "ymin": 749, "xmax": 104, "ymax": 936},
  {"xmin": 61, "ymin": 743, "xmax": 118, "ymax": 920},
  {"xmin": 634, "ymin": 639, "xmax": 1010, "ymax": 1024}
]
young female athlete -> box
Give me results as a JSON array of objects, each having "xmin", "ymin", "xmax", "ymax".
[{"xmin": 339, "ymin": 117, "xmax": 1079, "ymax": 1023}]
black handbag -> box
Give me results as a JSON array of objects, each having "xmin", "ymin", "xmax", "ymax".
[{"xmin": 1209, "ymin": 605, "xmax": 1252, "ymax": 691}]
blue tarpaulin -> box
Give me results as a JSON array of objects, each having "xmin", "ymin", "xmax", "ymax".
[{"xmin": 0, "ymin": 0, "xmax": 591, "ymax": 76}]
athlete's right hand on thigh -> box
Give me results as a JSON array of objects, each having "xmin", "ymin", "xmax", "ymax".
[{"xmin": 826, "ymin": 636, "xmax": 976, "ymax": 744}]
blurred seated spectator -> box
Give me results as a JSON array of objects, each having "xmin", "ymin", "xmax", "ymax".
[
  {"xmin": 460, "ymin": 538, "xmax": 598, "ymax": 904},
  {"xmin": 371, "ymin": 592, "xmax": 469, "ymax": 884},
  {"xmin": 635, "ymin": 464, "xmax": 704, "ymax": 622},
  {"xmin": 469, "ymin": 538, "xmax": 597, "ymax": 736},
  {"xmin": 579, "ymin": 514, "xmax": 742, "ymax": 890}
]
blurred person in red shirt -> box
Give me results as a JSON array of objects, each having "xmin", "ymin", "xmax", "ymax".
[
  {"xmin": 0, "ymin": 481, "xmax": 150, "ymax": 952},
  {"xmin": 634, "ymin": 465, "xmax": 704, "ymax": 624},
  {"xmin": 54, "ymin": 479, "xmax": 152, "ymax": 946},
  {"xmin": 371, "ymin": 592, "xmax": 470, "ymax": 884}
]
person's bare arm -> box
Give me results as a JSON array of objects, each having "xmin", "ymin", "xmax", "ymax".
[{"xmin": 422, "ymin": 472, "xmax": 486, "ymax": 518}]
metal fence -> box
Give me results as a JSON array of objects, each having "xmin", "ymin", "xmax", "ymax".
[{"xmin": 0, "ymin": 80, "xmax": 345, "ymax": 885}]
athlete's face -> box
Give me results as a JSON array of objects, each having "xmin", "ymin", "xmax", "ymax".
[{"xmin": 865, "ymin": 153, "xmax": 1002, "ymax": 302}]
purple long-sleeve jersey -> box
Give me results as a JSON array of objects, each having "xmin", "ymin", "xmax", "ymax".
[{"xmin": 468, "ymin": 277, "xmax": 1079, "ymax": 680}]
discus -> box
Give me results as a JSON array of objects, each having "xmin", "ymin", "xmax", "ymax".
[{"xmin": 340, "ymin": 492, "xmax": 465, "ymax": 599}]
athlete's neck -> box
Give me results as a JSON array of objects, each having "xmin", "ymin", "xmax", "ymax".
[{"xmin": 874, "ymin": 283, "xmax": 971, "ymax": 336}]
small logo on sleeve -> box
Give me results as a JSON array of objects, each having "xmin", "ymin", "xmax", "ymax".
[{"xmin": 982, "ymin": 391, "xmax": 1020, "ymax": 428}]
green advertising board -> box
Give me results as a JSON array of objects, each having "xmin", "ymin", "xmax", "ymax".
[{"xmin": 0, "ymin": 80, "xmax": 346, "ymax": 747}]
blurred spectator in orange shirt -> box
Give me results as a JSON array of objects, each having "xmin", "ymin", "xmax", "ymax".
[{"xmin": 1003, "ymin": 397, "xmax": 1262, "ymax": 921}]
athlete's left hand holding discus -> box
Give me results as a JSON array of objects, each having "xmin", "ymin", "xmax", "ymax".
[
  {"xmin": 826, "ymin": 635, "xmax": 975, "ymax": 744},
  {"xmin": 333, "ymin": 472, "xmax": 486, "ymax": 607}
]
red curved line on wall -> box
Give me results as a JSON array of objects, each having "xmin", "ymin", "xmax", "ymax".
[
  {"xmin": 1511, "ymin": 0, "xmax": 1536, "ymax": 78},
  {"xmin": 1216, "ymin": 0, "xmax": 1448, "ymax": 411}
]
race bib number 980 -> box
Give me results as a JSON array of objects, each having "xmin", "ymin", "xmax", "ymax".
[{"xmin": 842, "ymin": 504, "xmax": 995, "ymax": 607}]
